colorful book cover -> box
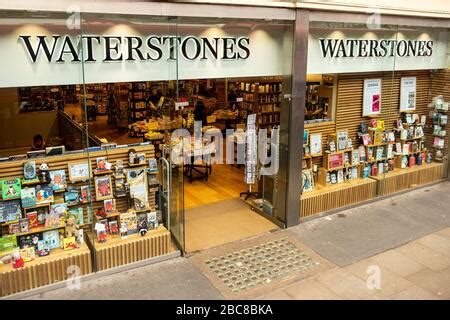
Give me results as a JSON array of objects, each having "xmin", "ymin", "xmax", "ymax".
[
  {"xmin": 42, "ymin": 230, "xmax": 60, "ymax": 250},
  {"xmin": 23, "ymin": 161, "xmax": 37, "ymax": 180},
  {"xmin": 97, "ymin": 219, "xmax": 110, "ymax": 235},
  {"xmin": 68, "ymin": 207, "xmax": 83, "ymax": 226},
  {"xmin": 36, "ymin": 240, "xmax": 50, "ymax": 256},
  {"xmin": 8, "ymin": 222, "xmax": 20, "ymax": 235},
  {"xmin": 109, "ymin": 221, "xmax": 119, "ymax": 235},
  {"xmin": 147, "ymin": 211, "xmax": 157, "ymax": 227},
  {"xmin": 103, "ymin": 199, "xmax": 116, "ymax": 215},
  {"xmin": 148, "ymin": 158, "xmax": 158, "ymax": 172},
  {"xmin": 20, "ymin": 247, "xmax": 35, "ymax": 262},
  {"xmin": 376, "ymin": 147, "xmax": 384, "ymax": 160},
  {"xmin": 120, "ymin": 211, "xmax": 137, "ymax": 234},
  {"xmin": 50, "ymin": 203, "xmax": 68, "ymax": 220},
  {"xmin": 64, "ymin": 190, "xmax": 79, "ymax": 205},
  {"xmin": 0, "ymin": 200, "xmax": 22, "ymax": 223},
  {"xmin": 1, "ymin": 178, "xmax": 21, "ymax": 200},
  {"xmin": 63, "ymin": 237, "xmax": 77, "ymax": 251},
  {"xmin": 19, "ymin": 218, "xmax": 29, "ymax": 233},
  {"xmin": 26, "ymin": 211, "xmax": 38, "ymax": 228},
  {"xmin": 137, "ymin": 213, "xmax": 148, "ymax": 231},
  {"xmin": 36, "ymin": 206, "xmax": 48, "ymax": 225},
  {"xmin": 79, "ymin": 185, "xmax": 91, "ymax": 203},
  {"xmin": 18, "ymin": 233, "xmax": 41, "ymax": 249},
  {"xmin": 49, "ymin": 170, "xmax": 67, "ymax": 192},
  {"xmin": 21, "ymin": 187, "xmax": 36, "ymax": 208},
  {"xmin": 35, "ymin": 185, "xmax": 54, "ymax": 204},
  {"xmin": 0, "ymin": 235, "xmax": 17, "ymax": 253}
]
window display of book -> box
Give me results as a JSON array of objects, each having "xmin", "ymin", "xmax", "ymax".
[{"xmin": 429, "ymin": 95, "xmax": 448, "ymax": 162}]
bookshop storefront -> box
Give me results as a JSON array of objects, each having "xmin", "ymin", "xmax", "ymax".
[
  {"xmin": 0, "ymin": 9, "xmax": 295, "ymax": 296},
  {"xmin": 299, "ymin": 16, "xmax": 449, "ymax": 219},
  {"xmin": 0, "ymin": 5, "xmax": 448, "ymax": 297}
]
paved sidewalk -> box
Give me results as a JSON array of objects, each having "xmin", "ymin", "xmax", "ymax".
[
  {"xmin": 11, "ymin": 181, "xmax": 450, "ymax": 300},
  {"xmin": 256, "ymin": 227, "xmax": 450, "ymax": 300}
]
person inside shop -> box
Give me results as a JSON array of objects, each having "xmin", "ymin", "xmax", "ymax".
[
  {"xmin": 193, "ymin": 100, "xmax": 207, "ymax": 127},
  {"xmin": 147, "ymin": 89, "xmax": 163, "ymax": 118},
  {"xmin": 30, "ymin": 134, "xmax": 46, "ymax": 151},
  {"xmin": 107, "ymin": 87, "xmax": 115, "ymax": 125},
  {"xmin": 228, "ymin": 89, "xmax": 238, "ymax": 111}
]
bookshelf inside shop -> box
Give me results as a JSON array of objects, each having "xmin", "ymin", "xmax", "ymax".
[{"xmin": 228, "ymin": 79, "xmax": 282, "ymax": 128}]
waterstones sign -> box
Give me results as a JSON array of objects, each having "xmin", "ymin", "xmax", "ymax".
[
  {"xmin": 0, "ymin": 24, "xmax": 285, "ymax": 87},
  {"xmin": 19, "ymin": 35, "xmax": 251, "ymax": 63},
  {"xmin": 318, "ymin": 39, "xmax": 434, "ymax": 58},
  {"xmin": 307, "ymin": 29, "xmax": 448, "ymax": 74}
]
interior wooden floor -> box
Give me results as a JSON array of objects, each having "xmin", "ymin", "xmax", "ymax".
[
  {"xmin": 62, "ymin": 106, "xmax": 279, "ymax": 252},
  {"xmin": 184, "ymin": 164, "xmax": 247, "ymax": 208}
]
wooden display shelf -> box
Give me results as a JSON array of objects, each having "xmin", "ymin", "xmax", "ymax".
[
  {"xmin": 21, "ymin": 179, "xmax": 42, "ymax": 186},
  {"xmin": 23, "ymin": 202, "xmax": 51, "ymax": 210},
  {"xmin": 12, "ymin": 223, "xmax": 66, "ymax": 237},
  {"xmin": 128, "ymin": 163, "xmax": 147, "ymax": 167},
  {"xmin": 67, "ymin": 201, "xmax": 89, "ymax": 207},
  {"xmin": 370, "ymin": 162, "xmax": 446, "ymax": 196},
  {"xmin": 91, "ymin": 226, "xmax": 171, "ymax": 271},
  {"xmin": 300, "ymin": 178, "xmax": 377, "ymax": 219},
  {"xmin": 0, "ymin": 220, "xmax": 20, "ymax": 226},
  {"xmin": 93, "ymin": 170, "xmax": 113, "ymax": 176},
  {"xmin": 400, "ymin": 137, "xmax": 424, "ymax": 141},
  {"xmin": 363, "ymin": 158, "xmax": 386, "ymax": 163},
  {"xmin": 364, "ymin": 143, "xmax": 388, "ymax": 147},
  {"xmin": 0, "ymin": 242, "xmax": 92, "ymax": 297},
  {"xmin": 95, "ymin": 212, "xmax": 120, "ymax": 221}
]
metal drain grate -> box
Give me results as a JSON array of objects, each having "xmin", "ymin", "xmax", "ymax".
[{"xmin": 204, "ymin": 238, "xmax": 320, "ymax": 293}]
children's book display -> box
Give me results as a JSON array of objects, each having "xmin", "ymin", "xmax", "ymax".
[
  {"xmin": 429, "ymin": 95, "xmax": 448, "ymax": 162},
  {"xmin": 316, "ymin": 130, "xmax": 362, "ymax": 186},
  {"xmin": 393, "ymin": 113, "xmax": 429, "ymax": 169},
  {"xmin": 0, "ymin": 162, "xmax": 86, "ymax": 269},
  {"xmin": 88, "ymin": 156, "xmax": 161, "ymax": 243},
  {"xmin": 1, "ymin": 154, "xmax": 162, "ymax": 269},
  {"xmin": 308, "ymin": 112, "xmax": 438, "ymax": 189},
  {"xmin": 357, "ymin": 119, "xmax": 396, "ymax": 177}
]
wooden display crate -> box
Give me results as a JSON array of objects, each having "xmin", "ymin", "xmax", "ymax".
[
  {"xmin": 300, "ymin": 178, "xmax": 377, "ymax": 219},
  {"xmin": 0, "ymin": 242, "xmax": 92, "ymax": 297},
  {"xmin": 370, "ymin": 162, "xmax": 446, "ymax": 196},
  {"xmin": 91, "ymin": 226, "xmax": 171, "ymax": 271}
]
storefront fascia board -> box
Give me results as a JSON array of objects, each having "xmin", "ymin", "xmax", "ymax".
[
  {"xmin": 163, "ymin": 0, "xmax": 450, "ymax": 19},
  {"xmin": 0, "ymin": 19, "xmax": 288, "ymax": 87},
  {"xmin": 307, "ymin": 10, "xmax": 450, "ymax": 29},
  {"xmin": 307, "ymin": 28, "xmax": 449, "ymax": 74},
  {"xmin": 297, "ymin": 0, "xmax": 450, "ymax": 20},
  {"xmin": 0, "ymin": 1, "xmax": 295, "ymax": 21}
]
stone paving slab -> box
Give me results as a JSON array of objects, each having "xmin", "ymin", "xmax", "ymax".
[
  {"xmin": 17, "ymin": 258, "xmax": 224, "ymax": 300},
  {"xmin": 189, "ymin": 230, "xmax": 335, "ymax": 299},
  {"xmin": 290, "ymin": 181, "xmax": 450, "ymax": 266}
]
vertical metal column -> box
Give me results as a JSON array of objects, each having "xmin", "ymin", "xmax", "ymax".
[{"xmin": 285, "ymin": 9, "xmax": 309, "ymax": 227}]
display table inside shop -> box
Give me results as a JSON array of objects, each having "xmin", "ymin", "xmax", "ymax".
[
  {"xmin": 180, "ymin": 138, "xmax": 216, "ymax": 183},
  {"xmin": 90, "ymin": 226, "xmax": 171, "ymax": 271},
  {"xmin": 0, "ymin": 242, "xmax": 92, "ymax": 297},
  {"xmin": 300, "ymin": 178, "xmax": 377, "ymax": 219},
  {"xmin": 370, "ymin": 162, "xmax": 446, "ymax": 196}
]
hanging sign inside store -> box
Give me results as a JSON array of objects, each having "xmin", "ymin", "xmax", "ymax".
[
  {"xmin": 400, "ymin": 77, "xmax": 417, "ymax": 112},
  {"xmin": 363, "ymin": 79, "xmax": 382, "ymax": 117}
]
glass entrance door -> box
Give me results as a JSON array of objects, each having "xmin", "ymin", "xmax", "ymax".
[
  {"xmin": 160, "ymin": 18, "xmax": 185, "ymax": 253},
  {"xmin": 159, "ymin": 151, "xmax": 185, "ymax": 253}
]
